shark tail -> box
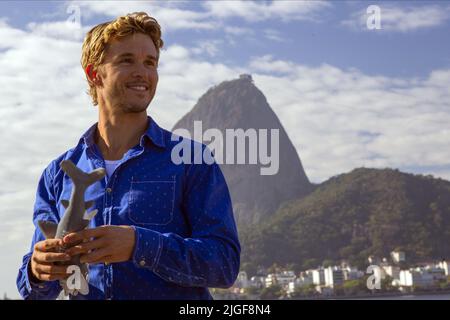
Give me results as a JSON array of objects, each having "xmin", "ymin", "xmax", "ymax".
[
  {"xmin": 61, "ymin": 274, "xmax": 89, "ymax": 297},
  {"xmin": 60, "ymin": 264, "xmax": 90, "ymax": 297},
  {"xmin": 60, "ymin": 160, "xmax": 105, "ymax": 188}
]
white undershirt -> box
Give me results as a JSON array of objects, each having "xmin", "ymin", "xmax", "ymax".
[{"xmin": 104, "ymin": 159, "xmax": 121, "ymax": 178}]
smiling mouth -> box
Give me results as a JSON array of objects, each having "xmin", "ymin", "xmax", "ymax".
[{"xmin": 126, "ymin": 84, "xmax": 149, "ymax": 92}]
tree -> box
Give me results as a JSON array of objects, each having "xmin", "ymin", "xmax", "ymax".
[
  {"xmin": 260, "ymin": 285, "xmax": 284, "ymax": 300},
  {"xmin": 267, "ymin": 263, "xmax": 281, "ymax": 274},
  {"xmin": 381, "ymin": 275, "xmax": 394, "ymax": 292},
  {"xmin": 322, "ymin": 259, "xmax": 334, "ymax": 268},
  {"xmin": 245, "ymin": 286, "xmax": 261, "ymax": 296}
]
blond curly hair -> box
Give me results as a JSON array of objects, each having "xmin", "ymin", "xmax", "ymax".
[{"xmin": 81, "ymin": 12, "xmax": 164, "ymax": 106}]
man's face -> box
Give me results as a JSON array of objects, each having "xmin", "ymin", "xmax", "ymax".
[{"xmin": 96, "ymin": 32, "xmax": 159, "ymax": 113}]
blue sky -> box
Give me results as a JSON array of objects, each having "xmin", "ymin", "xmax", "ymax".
[
  {"xmin": 0, "ymin": 0, "xmax": 450, "ymax": 298},
  {"xmin": 2, "ymin": 1, "xmax": 450, "ymax": 77}
]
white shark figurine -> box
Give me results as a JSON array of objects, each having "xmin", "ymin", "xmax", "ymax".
[{"xmin": 37, "ymin": 160, "xmax": 106, "ymax": 296}]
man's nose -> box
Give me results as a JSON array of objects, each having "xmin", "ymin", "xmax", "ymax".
[{"xmin": 130, "ymin": 61, "xmax": 150, "ymax": 78}]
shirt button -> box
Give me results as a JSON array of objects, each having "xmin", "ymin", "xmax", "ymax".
[
  {"xmin": 106, "ymin": 188, "xmax": 112, "ymax": 193},
  {"xmin": 140, "ymin": 260, "xmax": 146, "ymax": 267}
]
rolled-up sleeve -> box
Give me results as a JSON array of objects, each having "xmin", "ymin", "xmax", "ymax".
[{"xmin": 131, "ymin": 154, "xmax": 241, "ymax": 288}]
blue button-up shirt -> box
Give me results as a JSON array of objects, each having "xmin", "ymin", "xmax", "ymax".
[{"xmin": 16, "ymin": 116, "xmax": 240, "ymax": 300}]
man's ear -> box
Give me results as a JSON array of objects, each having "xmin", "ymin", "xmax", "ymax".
[{"xmin": 85, "ymin": 64, "xmax": 99, "ymax": 84}]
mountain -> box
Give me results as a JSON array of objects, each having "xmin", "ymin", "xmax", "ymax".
[
  {"xmin": 173, "ymin": 75, "xmax": 313, "ymax": 225},
  {"xmin": 240, "ymin": 168, "xmax": 450, "ymax": 274}
]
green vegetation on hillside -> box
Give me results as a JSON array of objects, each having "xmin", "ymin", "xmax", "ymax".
[{"xmin": 240, "ymin": 168, "xmax": 450, "ymax": 275}]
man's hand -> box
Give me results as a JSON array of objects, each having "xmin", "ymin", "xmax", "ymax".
[
  {"xmin": 63, "ymin": 225, "xmax": 136, "ymax": 265},
  {"xmin": 30, "ymin": 239, "xmax": 71, "ymax": 282}
]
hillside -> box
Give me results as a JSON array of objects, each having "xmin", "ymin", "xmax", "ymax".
[{"xmin": 240, "ymin": 168, "xmax": 450, "ymax": 274}]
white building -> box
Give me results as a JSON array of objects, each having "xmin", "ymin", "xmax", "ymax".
[
  {"xmin": 438, "ymin": 261, "xmax": 449, "ymax": 276},
  {"xmin": 425, "ymin": 266, "xmax": 446, "ymax": 282},
  {"xmin": 239, "ymin": 74, "xmax": 253, "ymax": 82},
  {"xmin": 287, "ymin": 281, "xmax": 297, "ymax": 294},
  {"xmin": 315, "ymin": 286, "xmax": 334, "ymax": 296},
  {"xmin": 324, "ymin": 266, "xmax": 344, "ymax": 288},
  {"xmin": 286, "ymin": 272, "xmax": 314, "ymax": 294},
  {"xmin": 287, "ymin": 278, "xmax": 309, "ymax": 294},
  {"xmin": 312, "ymin": 268, "xmax": 325, "ymax": 285},
  {"xmin": 343, "ymin": 267, "xmax": 364, "ymax": 281},
  {"xmin": 299, "ymin": 271, "xmax": 314, "ymax": 286},
  {"xmin": 278, "ymin": 271, "xmax": 296, "ymax": 285},
  {"xmin": 399, "ymin": 269, "xmax": 434, "ymax": 288},
  {"xmin": 382, "ymin": 265, "xmax": 401, "ymax": 280},
  {"xmin": 265, "ymin": 271, "xmax": 296, "ymax": 288},
  {"xmin": 368, "ymin": 255, "xmax": 381, "ymax": 265},
  {"xmin": 249, "ymin": 276, "xmax": 266, "ymax": 289},
  {"xmin": 234, "ymin": 271, "xmax": 249, "ymax": 288},
  {"xmin": 265, "ymin": 274, "xmax": 277, "ymax": 288},
  {"xmin": 391, "ymin": 251, "xmax": 406, "ymax": 264}
]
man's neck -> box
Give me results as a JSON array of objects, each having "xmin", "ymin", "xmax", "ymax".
[{"xmin": 95, "ymin": 110, "xmax": 148, "ymax": 161}]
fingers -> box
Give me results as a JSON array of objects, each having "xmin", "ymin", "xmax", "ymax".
[
  {"xmin": 33, "ymin": 250, "xmax": 71, "ymax": 264},
  {"xmin": 34, "ymin": 272, "xmax": 69, "ymax": 281},
  {"xmin": 87, "ymin": 255, "xmax": 114, "ymax": 265},
  {"xmin": 80, "ymin": 247, "xmax": 110, "ymax": 264},
  {"xmin": 65, "ymin": 238, "xmax": 106, "ymax": 256},
  {"xmin": 34, "ymin": 263, "xmax": 69, "ymax": 275},
  {"xmin": 63, "ymin": 226, "xmax": 106, "ymax": 245},
  {"xmin": 34, "ymin": 239, "xmax": 64, "ymax": 252},
  {"xmin": 31, "ymin": 261, "xmax": 71, "ymax": 281}
]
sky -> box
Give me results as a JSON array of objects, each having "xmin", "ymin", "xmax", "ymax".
[{"xmin": 0, "ymin": 0, "xmax": 449, "ymax": 298}]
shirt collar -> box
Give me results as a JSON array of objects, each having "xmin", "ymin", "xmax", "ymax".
[
  {"xmin": 79, "ymin": 115, "xmax": 166, "ymax": 149},
  {"xmin": 142, "ymin": 115, "xmax": 166, "ymax": 148}
]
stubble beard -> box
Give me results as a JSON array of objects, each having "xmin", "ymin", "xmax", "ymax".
[{"xmin": 111, "ymin": 83, "xmax": 151, "ymax": 114}]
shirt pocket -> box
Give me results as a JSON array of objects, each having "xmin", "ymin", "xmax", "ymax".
[{"xmin": 128, "ymin": 179, "xmax": 175, "ymax": 226}]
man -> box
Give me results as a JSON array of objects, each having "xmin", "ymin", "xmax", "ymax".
[{"xmin": 16, "ymin": 12, "xmax": 240, "ymax": 300}]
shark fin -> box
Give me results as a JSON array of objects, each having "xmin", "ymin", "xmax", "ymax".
[
  {"xmin": 78, "ymin": 274, "xmax": 90, "ymax": 295},
  {"xmin": 61, "ymin": 200, "xmax": 69, "ymax": 209},
  {"xmin": 60, "ymin": 160, "xmax": 105, "ymax": 188},
  {"xmin": 84, "ymin": 209, "xmax": 98, "ymax": 221},
  {"xmin": 37, "ymin": 220, "xmax": 58, "ymax": 239},
  {"xmin": 81, "ymin": 209, "xmax": 98, "ymax": 229},
  {"xmin": 85, "ymin": 168, "xmax": 106, "ymax": 185},
  {"xmin": 84, "ymin": 200, "xmax": 95, "ymax": 210}
]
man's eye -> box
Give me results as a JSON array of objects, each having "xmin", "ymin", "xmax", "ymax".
[{"xmin": 121, "ymin": 59, "xmax": 133, "ymax": 64}]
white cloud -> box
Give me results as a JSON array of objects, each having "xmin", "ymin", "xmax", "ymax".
[
  {"xmin": 0, "ymin": 22, "xmax": 26, "ymax": 49},
  {"xmin": 61, "ymin": 1, "xmax": 329, "ymax": 51},
  {"xmin": 70, "ymin": 0, "xmax": 218, "ymax": 32},
  {"xmin": 26, "ymin": 20, "xmax": 93, "ymax": 41},
  {"xmin": 69, "ymin": 0, "xmax": 331, "ymax": 33},
  {"xmin": 263, "ymin": 29, "xmax": 288, "ymax": 43},
  {"xmin": 342, "ymin": 4, "xmax": 450, "ymax": 32},
  {"xmin": 191, "ymin": 40, "xmax": 223, "ymax": 57},
  {"xmin": 224, "ymin": 26, "xmax": 254, "ymax": 36},
  {"xmin": 155, "ymin": 46, "xmax": 245, "ymax": 126},
  {"xmin": 249, "ymin": 55, "xmax": 297, "ymax": 74},
  {"xmin": 0, "ymin": 17, "xmax": 9, "ymax": 25},
  {"xmin": 203, "ymin": 0, "xmax": 331, "ymax": 23},
  {"xmin": 249, "ymin": 56, "xmax": 450, "ymax": 182}
]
